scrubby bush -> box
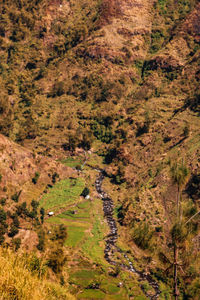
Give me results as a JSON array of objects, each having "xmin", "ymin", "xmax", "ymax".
[
  {"xmin": 91, "ymin": 121, "xmax": 114, "ymax": 143},
  {"xmin": 0, "ymin": 209, "xmax": 6, "ymax": 223},
  {"xmin": 12, "ymin": 215, "xmax": 20, "ymax": 228},
  {"xmin": 136, "ymin": 111, "xmax": 151, "ymax": 137},
  {"xmin": 132, "ymin": 222, "xmax": 154, "ymax": 250},
  {"xmin": 37, "ymin": 230, "xmax": 45, "ymax": 251},
  {"xmin": 31, "ymin": 200, "xmax": 39, "ymax": 210},
  {"xmin": 40, "ymin": 207, "xmax": 45, "ymax": 224},
  {"xmin": 12, "ymin": 238, "xmax": 21, "ymax": 251},
  {"xmin": 49, "ymin": 81, "xmax": 66, "ymax": 97},
  {"xmin": 50, "ymin": 225, "xmax": 67, "ymax": 245},
  {"xmin": 0, "ymin": 198, "xmax": 6, "ymax": 206},
  {"xmin": 11, "ymin": 191, "xmax": 21, "ymax": 202},
  {"xmin": 8, "ymin": 225, "xmax": 19, "ymax": 238},
  {"xmin": 32, "ymin": 172, "xmax": 40, "ymax": 184},
  {"xmin": 183, "ymin": 124, "xmax": 190, "ymax": 138},
  {"xmin": 52, "ymin": 172, "xmax": 59, "ymax": 184},
  {"xmin": 47, "ymin": 247, "xmax": 66, "ymax": 273},
  {"xmin": 16, "ymin": 202, "xmax": 27, "ymax": 216},
  {"xmin": 170, "ymin": 222, "xmax": 188, "ymax": 244}
]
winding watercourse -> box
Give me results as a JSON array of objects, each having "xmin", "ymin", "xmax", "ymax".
[{"xmin": 94, "ymin": 168, "xmax": 161, "ymax": 299}]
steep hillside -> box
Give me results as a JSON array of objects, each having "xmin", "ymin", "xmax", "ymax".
[{"xmin": 0, "ymin": 0, "xmax": 200, "ymax": 299}]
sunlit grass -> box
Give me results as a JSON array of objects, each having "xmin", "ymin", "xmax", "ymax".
[
  {"xmin": 65, "ymin": 226, "xmax": 86, "ymax": 247},
  {"xmin": 0, "ymin": 248, "xmax": 75, "ymax": 300},
  {"xmin": 40, "ymin": 178, "xmax": 85, "ymax": 210}
]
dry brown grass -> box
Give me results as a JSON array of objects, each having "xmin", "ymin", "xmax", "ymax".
[{"xmin": 0, "ymin": 248, "xmax": 75, "ymax": 300}]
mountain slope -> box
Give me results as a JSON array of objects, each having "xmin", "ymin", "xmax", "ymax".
[{"xmin": 0, "ymin": 0, "xmax": 200, "ymax": 299}]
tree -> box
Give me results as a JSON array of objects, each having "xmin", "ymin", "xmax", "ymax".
[
  {"xmin": 12, "ymin": 215, "xmax": 20, "ymax": 228},
  {"xmin": 169, "ymin": 162, "xmax": 192, "ymax": 300},
  {"xmin": 11, "ymin": 191, "xmax": 22, "ymax": 202},
  {"xmin": 47, "ymin": 247, "xmax": 66, "ymax": 273},
  {"xmin": 170, "ymin": 162, "xmax": 189, "ymax": 219},
  {"xmin": 50, "ymin": 225, "xmax": 67, "ymax": 246},
  {"xmin": 31, "ymin": 200, "xmax": 39, "ymax": 210},
  {"xmin": 37, "ymin": 230, "xmax": 45, "ymax": 251},
  {"xmin": 40, "ymin": 207, "xmax": 45, "ymax": 224}
]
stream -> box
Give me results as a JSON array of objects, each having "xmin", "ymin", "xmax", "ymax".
[{"xmin": 95, "ymin": 168, "xmax": 161, "ymax": 299}]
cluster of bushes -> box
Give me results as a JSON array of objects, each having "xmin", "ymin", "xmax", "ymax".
[
  {"xmin": 0, "ymin": 209, "xmax": 7, "ymax": 244},
  {"xmin": 0, "ymin": 0, "xmax": 101, "ymax": 142},
  {"xmin": 91, "ymin": 120, "xmax": 114, "ymax": 143},
  {"xmin": 0, "ymin": 209, "xmax": 21, "ymax": 244},
  {"xmin": 15, "ymin": 200, "xmax": 44, "ymax": 225},
  {"xmin": 151, "ymin": 0, "xmax": 196, "ymax": 54},
  {"xmin": 47, "ymin": 225, "xmax": 68, "ymax": 273},
  {"xmin": 150, "ymin": 29, "xmax": 165, "ymax": 54},
  {"xmin": 131, "ymin": 222, "xmax": 154, "ymax": 250},
  {"xmin": 7, "ymin": 213, "xmax": 20, "ymax": 238},
  {"xmin": 185, "ymin": 93, "xmax": 200, "ymax": 114},
  {"xmin": 62, "ymin": 129, "xmax": 93, "ymax": 152},
  {"xmin": 111, "ymin": 163, "xmax": 126, "ymax": 184}
]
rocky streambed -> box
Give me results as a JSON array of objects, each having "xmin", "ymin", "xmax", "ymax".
[{"xmin": 95, "ymin": 169, "xmax": 161, "ymax": 299}]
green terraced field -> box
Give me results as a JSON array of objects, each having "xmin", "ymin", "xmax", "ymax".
[
  {"xmin": 60, "ymin": 157, "xmax": 84, "ymax": 168},
  {"xmin": 40, "ymin": 177, "xmax": 85, "ymax": 210},
  {"xmin": 65, "ymin": 225, "xmax": 86, "ymax": 247}
]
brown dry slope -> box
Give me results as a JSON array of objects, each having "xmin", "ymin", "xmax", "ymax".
[
  {"xmin": 0, "ymin": 134, "xmax": 75, "ymax": 203},
  {"xmin": 92, "ymin": 0, "xmax": 153, "ymax": 59}
]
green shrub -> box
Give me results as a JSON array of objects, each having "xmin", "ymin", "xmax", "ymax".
[
  {"xmin": 12, "ymin": 215, "xmax": 20, "ymax": 228},
  {"xmin": 91, "ymin": 121, "xmax": 114, "ymax": 144},
  {"xmin": 132, "ymin": 222, "xmax": 154, "ymax": 250},
  {"xmin": 47, "ymin": 247, "xmax": 66, "ymax": 273},
  {"xmin": 31, "ymin": 200, "xmax": 39, "ymax": 210},
  {"xmin": 0, "ymin": 209, "xmax": 6, "ymax": 223},
  {"xmin": 40, "ymin": 207, "xmax": 45, "ymax": 224},
  {"xmin": 0, "ymin": 198, "xmax": 6, "ymax": 206},
  {"xmin": 32, "ymin": 172, "xmax": 40, "ymax": 184},
  {"xmin": 11, "ymin": 191, "xmax": 21, "ymax": 202},
  {"xmin": 8, "ymin": 225, "xmax": 19, "ymax": 238},
  {"xmin": 16, "ymin": 202, "xmax": 27, "ymax": 216},
  {"xmin": 50, "ymin": 225, "xmax": 67, "ymax": 245},
  {"xmin": 52, "ymin": 172, "xmax": 59, "ymax": 184},
  {"xmin": 170, "ymin": 222, "xmax": 188, "ymax": 244},
  {"xmin": 150, "ymin": 30, "xmax": 165, "ymax": 54},
  {"xmin": 12, "ymin": 238, "xmax": 21, "ymax": 251},
  {"xmin": 37, "ymin": 230, "xmax": 45, "ymax": 251}
]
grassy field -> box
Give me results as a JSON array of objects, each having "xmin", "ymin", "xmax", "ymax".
[
  {"xmin": 59, "ymin": 157, "xmax": 84, "ymax": 168},
  {"xmin": 40, "ymin": 177, "xmax": 85, "ymax": 211},
  {"xmin": 81, "ymin": 216, "xmax": 106, "ymax": 265},
  {"xmin": 65, "ymin": 225, "xmax": 86, "ymax": 247},
  {"xmin": 42, "ymin": 160, "xmax": 150, "ymax": 299}
]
